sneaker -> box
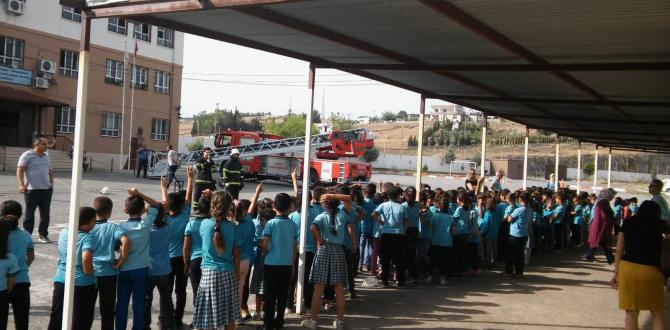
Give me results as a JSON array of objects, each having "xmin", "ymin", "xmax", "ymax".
[
  {"xmin": 38, "ymin": 236, "xmax": 51, "ymax": 243},
  {"xmin": 300, "ymin": 319, "xmax": 317, "ymax": 329},
  {"xmin": 333, "ymin": 319, "xmax": 345, "ymax": 330}
]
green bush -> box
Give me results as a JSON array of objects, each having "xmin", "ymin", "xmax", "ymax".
[
  {"xmin": 422, "ymin": 164, "xmax": 428, "ymax": 172},
  {"xmin": 360, "ymin": 147, "xmax": 380, "ymax": 163},
  {"xmin": 583, "ymin": 162, "xmax": 595, "ymax": 176},
  {"xmin": 187, "ymin": 138, "xmax": 204, "ymax": 151}
]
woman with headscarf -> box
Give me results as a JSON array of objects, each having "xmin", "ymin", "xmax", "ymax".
[
  {"xmin": 584, "ymin": 188, "xmax": 616, "ymax": 263},
  {"xmin": 610, "ymin": 201, "xmax": 665, "ymax": 330}
]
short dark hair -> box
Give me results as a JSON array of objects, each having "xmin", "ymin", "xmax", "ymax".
[
  {"xmin": 364, "ymin": 183, "xmax": 376, "ymax": 196},
  {"xmin": 386, "ymin": 185, "xmax": 402, "ymax": 201},
  {"xmin": 0, "ymin": 200, "xmax": 22, "ymax": 220},
  {"xmin": 125, "ymin": 195, "xmax": 145, "ymax": 215},
  {"xmin": 274, "ymin": 193, "xmax": 291, "ymax": 212},
  {"xmin": 197, "ymin": 196, "xmax": 211, "ymax": 215},
  {"xmin": 258, "ymin": 207, "xmax": 276, "ymax": 222},
  {"xmin": 79, "ymin": 207, "xmax": 97, "ymax": 228},
  {"xmin": 93, "ymin": 196, "xmax": 113, "ymax": 217},
  {"xmin": 167, "ymin": 192, "xmax": 185, "ymax": 213}
]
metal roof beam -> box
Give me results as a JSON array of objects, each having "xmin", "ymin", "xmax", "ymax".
[
  {"xmin": 512, "ymin": 114, "xmax": 670, "ymax": 125},
  {"xmin": 433, "ymin": 94, "xmax": 670, "ymax": 108},
  {"xmin": 317, "ymin": 62, "xmax": 670, "ymax": 72},
  {"xmin": 78, "ymin": 0, "xmax": 302, "ymax": 18}
]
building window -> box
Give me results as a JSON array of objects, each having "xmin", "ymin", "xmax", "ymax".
[
  {"xmin": 154, "ymin": 70, "xmax": 171, "ymax": 94},
  {"xmin": 157, "ymin": 27, "xmax": 173, "ymax": 48},
  {"xmin": 131, "ymin": 65, "xmax": 148, "ymax": 90},
  {"xmin": 151, "ymin": 118, "xmax": 168, "ymax": 141},
  {"xmin": 58, "ymin": 49, "xmax": 79, "ymax": 77},
  {"xmin": 56, "ymin": 107, "xmax": 76, "ymax": 133},
  {"xmin": 133, "ymin": 23, "xmax": 151, "ymax": 42},
  {"xmin": 108, "ymin": 17, "xmax": 127, "ymax": 35},
  {"xmin": 61, "ymin": 6, "xmax": 82, "ymax": 22},
  {"xmin": 0, "ymin": 36, "xmax": 24, "ymax": 68},
  {"xmin": 105, "ymin": 59, "xmax": 124, "ymax": 85},
  {"xmin": 101, "ymin": 112, "xmax": 121, "ymax": 137}
]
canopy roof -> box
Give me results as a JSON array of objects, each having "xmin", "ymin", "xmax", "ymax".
[
  {"xmin": 71, "ymin": 0, "xmax": 670, "ymax": 152},
  {"xmin": 0, "ymin": 86, "xmax": 68, "ymax": 107}
]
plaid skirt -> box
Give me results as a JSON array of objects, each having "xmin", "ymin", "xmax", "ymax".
[
  {"xmin": 193, "ymin": 268, "xmax": 239, "ymax": 329},
  {"xmin": 249, "ymin": 253, "xmax": 265, "ymax": 294},
  {"xmin": 310, "ymin": 243, "xmax": 347, "ymax": 285}
]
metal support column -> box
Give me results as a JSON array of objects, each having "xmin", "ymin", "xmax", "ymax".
[
  {"xmin": 480, "ymin": 114, "xmax": 487, "ymax": 178},
  {"xmin": 415, "ymin": 96, "xmax": 426, "ymax": 199},
  {"xmin": 522, "ymin": 127, "xmax": 529, "ymax": 190},
  {"xmin": 607, "ymin": 148, "xmax": 612, "ymax": 188},
  {"xmin": 593, "ymin": 145, "xmax": 599, "ymax": 192},
  {"xmin": 63, "ymin": 14, "xmax": 91, "ymax": 329},
  {"xmin": 576, "ymin": 142, "xmax": 581, "ymax": 194},
  {"xmin": 296, "ymin": 64, "xmax": 316, "ymax": 315},
  {"xmin": 554, "ymin": 135, "xmax": 560, "ymax": 191}
]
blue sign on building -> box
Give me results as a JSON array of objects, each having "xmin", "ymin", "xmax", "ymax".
[{"xmin": 0, "ymin": 66, "xmax": 33, "ymax": 86}]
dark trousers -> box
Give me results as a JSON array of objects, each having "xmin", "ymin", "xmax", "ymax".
[
  {"xmin": 242, "ymin": 265, "xmax": 251, "ymax": 311},
  {"xmin": 144, "ymin": 275, "xmax": 174, "ymax": 330},
  {"xmin": 166, "ymin": 165, "xmax": 179, "ymax": 189},
  {"xmin": 586, "ymin": 245, "xmax": 614, "ymax": 264},
  {"xmin": 344, "ymin": 247, "xmax": 356, "ymax": 295},
  {"xmin": 0, "ymin": 290, "xmax": 7, "ymax": 330},
  {"xmin": 96, "ymin": 275, "xmax": 117, "ymax": 330},
  {"xmin": 506, "ymin": 236, "xmax": 529, "ymax": 275},
  {"xmin": 405, "ymin": 227, "xmax": 419, "ymax": 278},
  {"xmin": 137, "ymin": 159, "xmax": 148, "ymax": 177},
  {"xmin": 429, "ymin": 245, "xmax": 454, "ymax": 277},
  {"xmin": 116, "ymin": 267, "xmax": 148, "ymax": 330},
  {"xmin": 452, "ymin": 234, "xmax": 468, "ymax": 275},
  {"xmin": 9, "ymin": 282, "xmax": 29, "ymax": 330},
  {"xmin": 189, "ymin": 258, "xmax": 202, "ymax": 305},
  {"xmin": 24, "ymin": 188, "xmax": 52, "ymax": 236},
  {"xmin": 225, "ymin": 185, "xmax": 241, "ymax": 200},
  {"xmin": 169, "ymin": 257, "xmax": 187, "ymax": 323},
  {"xmin": 263, "ymin": 265, "xmax": 292, "ymax": 330},
  {"xmin": 287, "ymin": 252, "xmax": 315, "ymax": 309},
  {"xmin": 380, "ymin": 234, "xmax": 407, "ymax": 286},
  {"xmin": 571, "ymin": 224, "xmax": 582, "ymax": 246},
  {"xmin": 497, "ymin": 222, "xmax": 510, "ymax": 261},
  {"xmin": 48, "ymin": 283, "xmax": 96, "ymax": 330},
  {"xmin": 466, "ymin": 242, "xmax": 480, "ymax": 271},
  {"xmin": 554, "ymin": 223, "xmax": 566, "ymax": 250}
]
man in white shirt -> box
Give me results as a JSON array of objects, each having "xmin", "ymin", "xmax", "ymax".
[
  {"xmin": 649, "ymin": 179, "xmax": 670, "ymax": 226},
  {"xmin": 166, "ymin": 145, "xmax": 179, "ymax": 189}
]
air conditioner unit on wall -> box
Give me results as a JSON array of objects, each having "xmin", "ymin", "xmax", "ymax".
[
  {"xmin": 38, "ymin": 59, "xmax": 56, "ymax": 74},
  {"xmin": 34, "ymin": 77, "xmax": 49, "ymax": 89},
  {"xmin": 6, "ymin": 0, "xmax": 25, "ymax": 15}
]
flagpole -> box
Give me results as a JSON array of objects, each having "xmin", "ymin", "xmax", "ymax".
[
  {"xmin": 119, "ymin": 40, "xmax": 128, "ymax": 170},
  {"xmin": 128, "ymin": 41, "xmax": 137, "ymax": 173}
]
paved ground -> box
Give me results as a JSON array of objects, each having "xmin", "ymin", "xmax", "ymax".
[{"xmin": 0, "ymin": 169, "xmax": 666, "ymax": 329}]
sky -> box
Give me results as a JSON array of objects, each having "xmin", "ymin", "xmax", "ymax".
[{"xmin": 179, "ymin": 34, "xmax": 444, "ymax": 119}]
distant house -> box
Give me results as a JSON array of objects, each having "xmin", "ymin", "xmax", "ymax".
[
  {"xmin": 430, "ymin": 104, "xmax": 465, "ymax": 123},
  {"xmin": 316, "ymin": 123, "xmax": 333, "ymax": 134},
  {"xmin": 355, "ymin": 116, "xmax": 370, "ymax": 124},
  {"xmin": 407, "ymin": 113, "xmax": 420, "ymax": 121}
]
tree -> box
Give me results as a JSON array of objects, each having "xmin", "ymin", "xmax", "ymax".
[
  {"xmin": 311, "ymin": 109, "xmax": 322, "ymax": 123},
  {"xmin": 422, "ymin": 164, "xmax": 429, "ymax": 172},
  {"xmin": 360, "ymin": 147, "xmax": 380, "ymax": 162},
  {"xmin": 187, "ymin": 138, "xmax": 204, "ymax": 151},
  {"xmin": 583, "ymin": 162, "xmax": 595, "ymax": 176},
  {"xmin": 191, "ymin": 108, "xmax": 263, "ymax": 136},
  {"xmin": 264, "ymin": 114, "xmax": 317, "ymax": 138},
  {"xmin": 381, "ymin": 111, "xmax": 396, "ymax": 122},
  {"xmin": 407, "ymin": 136, "xmax": 417, "ymax": 147},
  {"xmin": 330, "ymin": 112, "xmax": 356, "ymax": 130},
  {"xmin": 444, "ymin": 147, "xmax": 456, "ymax": 163},
  {"xmin": 396, "ymin": 110, "xmax": 408, "ymax": 121}
]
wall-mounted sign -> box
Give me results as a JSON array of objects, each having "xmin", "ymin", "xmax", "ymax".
[{"xmin": 0, "ymin": 66, "xmax": 32, "ymax": 86}]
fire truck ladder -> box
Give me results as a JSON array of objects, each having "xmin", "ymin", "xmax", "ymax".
[{"xmin": 182, "ymin": 128, "xmax": 368, "ymax": 164}]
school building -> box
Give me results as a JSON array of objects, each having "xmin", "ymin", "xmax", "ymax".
[{"xmin": 0, "ymin": 2, "xmax": 183, "ymax": 168}]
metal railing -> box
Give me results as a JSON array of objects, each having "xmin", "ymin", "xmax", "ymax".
[{"xmin": 41, "ymin": 134, "xmax": 75, "ymax": 153}]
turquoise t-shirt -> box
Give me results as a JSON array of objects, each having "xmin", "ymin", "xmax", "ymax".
[
  {"xmin": 263, "ymin": 216, "xmax": 297, "ymax": 266},
  {"xmin": 510, "ymin": 206, "xmax": 532, "ymax": 237},
  {"xmin": 149, "ymin": 224, "xmax": 172, "ymax": 276},
  {"xmin": 290, "ymin": 207, "xmax": 317, "ymax": 253},
  {"xmin": 360, "ymin": 198, "xmax": 376, "ymax": 235},
  {"xmin": 419, "ymin": 206, "xmax": 434, "ymax": 240},
  {"xmin": 90, "ymin": 220, "xmax": 126, "ymax": 277},
  {"xmin": 430, "ymin": 211, "xmax": 454, "ymax": 247},
  {"xmin": 238, "ymin": 215, "xmax": 257, "ymax": 262},
  {"xmin": 54, "ymin": 229, "xmax": 96, "ymax": 286},
  {"xmin": 553, "ymin": 205, "xmax": 565, "ymax": 224},
  {"xmin": 0, "ymin": 253, "xmax": 18, "ymax": 291},
  {"xmin": 478, "ymin": 211, "xmax": 496, "ymax": 240},
  {"xmin": 374, "ymin": 201, "xmax": 407, "ymax": 235},
  {"xmin": 184, "ymin": 217, "xmax": 205, "ymax": 260},
  {"xmin": 452, "ymin": 206, "xmax": 468, "ymax": 235},
  {"xmin": 199, "ymin": 219, "xmax": 238, "ymax": 272},
  {"xmin": 167, "ymin": 205, "xmax": 191, "ymax": 258},
  {"xmin": 340, "ymin": 204, "xmax": 357, "ymax": 250},
  {"xmin": 573, "ymin": 204, "xmax": 584, "ymax": 225},
  {"xmin": 8, "ymin": 229, "xmax": 33, "ymax": 283},
  {"xmin": 312, "ymin": 211, "xmax": 351, "ymax": 246},
  {"xmin": 402, "ymin": 202, "xmax": 421, "ymax": 228},
  {"xmin": 119, "ymin": 207, "xmax": 158, "ymax": 271}
]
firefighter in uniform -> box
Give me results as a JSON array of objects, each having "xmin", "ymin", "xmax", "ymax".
[
  {"xmin": 219, "ymin": 148, "xmax": 244, "ymax": 199},
  {"xmin": 194, "ymin": 147, "xmax": 216, "ymax": 205}
]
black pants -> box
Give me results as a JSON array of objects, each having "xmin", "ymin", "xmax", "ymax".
[
  {"xmin": 144, "ymin": 275, "xmax": 174, "ymax": 330},
  {"xmin": 170, "ymin": 256, "xmax": 188, "ymax": 323},
  {"xmin": 136, "ymin": 159, "xmax": 148, "ymax": 177},
  {"xmin": 9, "ymin": 282, "xmax": 29, "ymax": 330},
  {"xmin": 505, "ymin": 236, "xmax": 528, "ymax": 275},
  {"xmin": 96, "ymin": 275, "xmax": 117, "ymax": 330},
  {"xmin": 24, "ymin": 188, "xmax": 52, "ymax": 236},
  {"xmin": 571, "ymin": 224, "xmax": 582, "ymax": 246},
  {"xmin": 189, "ymin": 257, "xmax": 202, "ymax": 305},
  {"xmin": 429, "ymin": 245, "xmax": 454, "ymax": 277},
  {"xmin": 166, "ymin": 165, "xmax": 179, "ymax": 189},
  {"xmin": 263, "ymin": 265, "xmax": 292, "ymax": 330},
  {"xmin": 405, "ymin": 227, "xmax": 419, "ymax": 278},
  {"xmin": 344, "ymin": 247, "xmax": 356, "ymax": 295},
  {"xmin": 586, "ymin": 245, "xmax": 614, "ymax": 264},
  {"xmin": 0, "ymin": 290, "xmax": 7, "ymax": 330},
  {"xmin": 48, "ymin": 283, "xmax": 96, "ymax": 330},
  {"xmin": 287, "ymin": 252, "xmax": 314, "ymax": 309},
  {"xmin": 497, "ymin": 221, "xmax": 510, "ymax": 261},
  {"xmin": 452, "ymin": 234, "xmax": 468, "ymax": 276},
  {"xmin": 225, "ymin": 185, "xmax": 241, "ymax": 200},
  {"xmin": 193, "ymin": 183, "xmax": 215, "ymax": 206},
  {"xmin": 466, "ymin": 242, "xmax": 480, "ymax": 271},
  {"xmin": 242, "ymin": 264, "xmax": 251, "ymax": 311},
  {"xmin": 380, "ymin": 234, "xmax": 407, "ymax": 286}
]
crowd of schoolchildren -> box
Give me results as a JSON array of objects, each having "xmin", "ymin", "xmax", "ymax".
[{"xmin": 0, "ymin": 168, "xmax": 643, "ymax": 330}]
